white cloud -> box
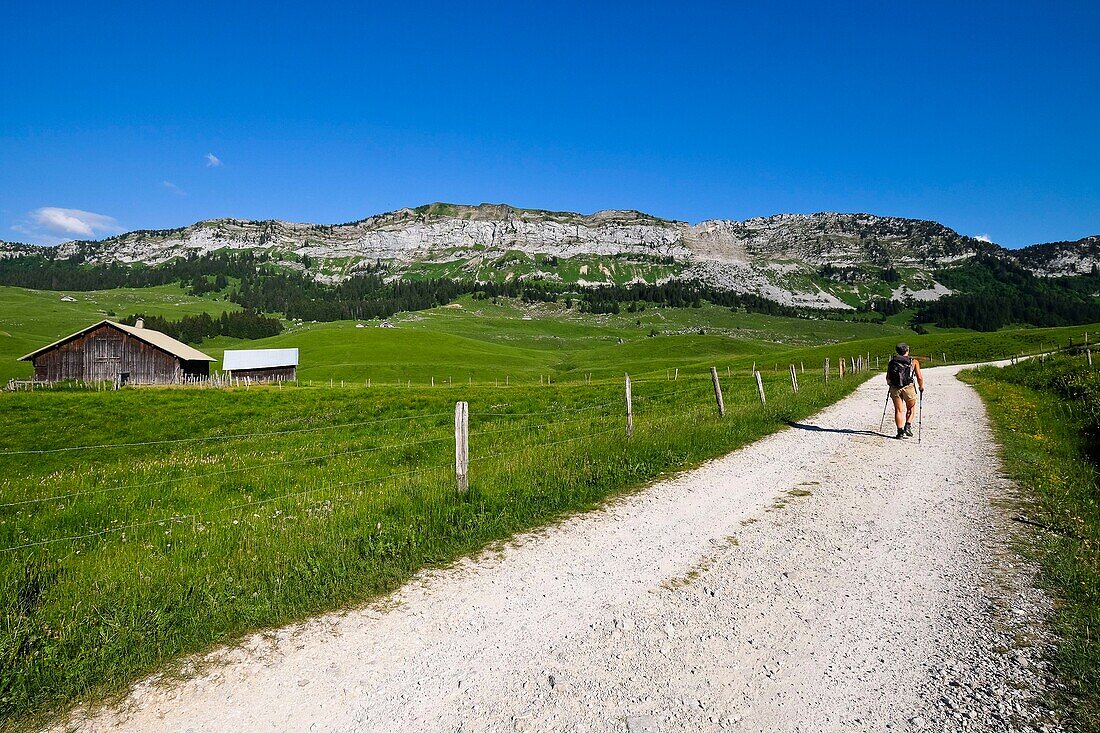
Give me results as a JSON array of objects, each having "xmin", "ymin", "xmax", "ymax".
[
  {"xmin": 205, "ymin": 153, "xmax": 223, "ymax": 167},
  {"xmin": 9, "ymin": 223, "xmax": 68, "ymax": 246},
  {"xmin": 9, "ymin": 207, "xmax": 123, "ymax": 244},
  {"xmin": 974, "ymin": 233, "xmax": 993, "ymax": 243},
  {"xmin": 31, "ymin": 207, "xmax": 121, "ymax": 238},
  {"xmin": 162, "ymin": 180, "xmax": 187, "ymax": 196}
]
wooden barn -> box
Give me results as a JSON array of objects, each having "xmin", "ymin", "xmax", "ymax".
[
  {"xmin": 19, "ymin": 319, "xmax": 215, "ymax": 385},
  {"xmin": 222, "ymin": 348, "xmax": 298, "ymax": 382}
]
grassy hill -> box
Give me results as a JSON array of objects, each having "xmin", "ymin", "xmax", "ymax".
[
  {"xmin": 200, "ymin": 297, "xmax": 920, "ymax": 383},
  {"xmin": 4, "ymin": 283, "xmax": 1092, "ymax": 386},
  {"xmin": 0, "ymin": 285, "xmax": 238, "ymax": 382},
  {"xmin": 1, "ymin": 284, "xmax": 910, "ymax": 383}
]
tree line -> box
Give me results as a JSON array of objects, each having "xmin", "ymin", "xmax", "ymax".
[
  {"xmin": 0, "ymin": 252, "xmax": 267, "ymax": 291},
  {"xmin": 119, "ymin": 310, "xmax": 283, "ymax": 343},
  {"xmin": 916, "ymin": 255, "xmax": 1100, "ymax": 331},
  {"xmin": 6, "ymin": 248, "xmax": 1100, "ymax": 334}
]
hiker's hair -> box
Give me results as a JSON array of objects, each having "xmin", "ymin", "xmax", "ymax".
[{"xmin": 895, "ymin": 342, "xmax": 910, "ymax": 355}]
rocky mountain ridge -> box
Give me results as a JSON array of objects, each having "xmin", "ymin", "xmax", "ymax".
[{"xmin": 2, "ymin": 203, "xmax": 1096, "ymax": 308}]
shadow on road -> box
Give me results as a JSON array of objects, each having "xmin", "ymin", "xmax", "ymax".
[{"xmin": 786, "ymin": 421, "xmax": 888, "ymax": 438}]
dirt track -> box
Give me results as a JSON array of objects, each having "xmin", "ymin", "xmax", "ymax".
[{"xmin": 53, "ymin": 364, "xmax": 1061, "ymax": 732}]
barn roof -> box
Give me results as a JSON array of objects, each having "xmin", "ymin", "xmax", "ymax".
[
  {"xmin": 222, "ymin": 348, "xmax": 299, "ymax": 371},
  {"xmin": 19, "ymin": 320, "xmax": 216, "ymax": 362}
]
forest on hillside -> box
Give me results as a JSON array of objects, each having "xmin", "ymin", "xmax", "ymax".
[
  {"xmin": 916, "ymin": 255, "xmax": 1100, "ymax": 331},
  {"xmin": 2, "ymin": 250, "xmax": 1099, "ymax": 334},
  {"xmin": 118, "ymin": 311, "xmax": 284, "ymax": 344}
]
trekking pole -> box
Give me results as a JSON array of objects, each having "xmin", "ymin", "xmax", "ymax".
[
  {"xmin": 918, "ymin": 390, "xmax": 923, "ymax": 444},
  {"xmin": 879, "ymin": 390, "xmax": 890, "ymax": 433}
]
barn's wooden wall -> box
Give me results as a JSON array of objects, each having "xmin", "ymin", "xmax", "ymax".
[
  {"xmin": 226, "ymin": 366, "xmax": 296, "ymax": 382},
  {"xmin": 31, "ymin": 323, "xmax": 205, "ymax": 384}
]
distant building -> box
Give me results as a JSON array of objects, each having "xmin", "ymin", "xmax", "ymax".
[
  {"xmin": 19, "ymin": 319, "xmax": 214, "ymax": 384},
  {"xmin": 378, "ymin": 321, "xmax": 395, "ymax": 329},
  {"xmin": 222, "ymin": 348, "xmax": 299, "ymax": 382}
]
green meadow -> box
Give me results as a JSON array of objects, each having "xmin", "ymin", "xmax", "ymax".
[
  {"xmin": 3, "ymin": 284, "xmax": 1087, "ymax": 386},
  {"xmin": 0, "ymin": 285, "xmax": 238, "ymax": 383},
  {"xmin": 1, "ymin": 281, "xmax": 1098, "ymax": 729}
]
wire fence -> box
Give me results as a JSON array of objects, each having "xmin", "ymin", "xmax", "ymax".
[{"xmin": 3, "ymin": 339, "xmax": 1092, "ymax": 556}]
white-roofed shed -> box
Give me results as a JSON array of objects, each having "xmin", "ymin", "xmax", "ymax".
[{"xmin": 222, "ymin": 348, "xmax": 299, "ymax": 381}]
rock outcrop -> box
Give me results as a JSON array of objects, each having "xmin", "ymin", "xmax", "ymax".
[{"xmin": 2, "ymin": 203, "xmax": 1094, "ymax": 308}]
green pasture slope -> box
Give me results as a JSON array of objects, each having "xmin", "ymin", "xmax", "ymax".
[
  {"xmin": 190, "ymin": 295, "xmax": 908, "ymax": 384},
  {"xmin": 0, "ymin": 285, "xmax": 238, "ymax": 382},
  {"xmin": 204, "ymin": 297, "xmax": 1097, "ymax": 385},
  {"xmin": 1, "ymin": 280, "xmax": 1099, "ymax": 729},
  {"xmin": 6, "ymin": 284, "xmax": 1088, "ymax": 387}
]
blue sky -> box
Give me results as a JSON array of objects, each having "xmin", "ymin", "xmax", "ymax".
[{"xmin": 1, "ymin": 1, "xmax": 1097, "ymax": 248}]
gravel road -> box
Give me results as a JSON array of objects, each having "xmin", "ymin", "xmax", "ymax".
[{"xmin": 53, "ymin": 364, "xmax": 1063, "ymax": 732}]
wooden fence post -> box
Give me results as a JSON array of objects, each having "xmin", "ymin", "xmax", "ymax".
[
  {"xmin": 754, "ymin": 370, "xmax": 766, "ymax": 404},
  {"xmin": 455, "ymin": 401, "xmax": 469, "ymax": 493},
  {"xmin": 1088, "ymin": 349, "xmax": 1093, "ymax": 367},
  {"xmin": 824, "ymin": 358, "xmax": 829, "ymax": 384},
  {"xmin": 942, "ymin": 352, "xmax": 947, "ymax": 364},
  {"xmin": 710, "ymin": 367, "xmax": 726, "ymax": 417},
  {"xmin": 674, "ymin": 368, "xmax": 678, "ymax": 381},
  {"xmin": 625, "ymin": 373, "xmax": 634, "ymax": 438},
  {"xmin": 800, "ymin": 361, "xmax": 804, "ymax": 373},
  {"xmin": 789, "ymin": 364, "xmax": 799, "ymax": 392},
  {"xmin": 839, "ymin": 358, "xmax": 846, "ymax": 379}
]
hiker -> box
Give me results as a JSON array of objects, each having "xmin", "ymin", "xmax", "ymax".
[{"xmin": 886, "ymin": 342, "xmax": 924, "ymax": 439}]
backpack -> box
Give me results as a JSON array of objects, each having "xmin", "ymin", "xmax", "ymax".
[{"xmin": 887, "ymin": 354, "xmax": 914, "ymax": 388}]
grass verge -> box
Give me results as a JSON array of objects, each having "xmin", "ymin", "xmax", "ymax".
[{"xmin": 963, "ymin": 355, "xmax": 1100, "ymax": 729}]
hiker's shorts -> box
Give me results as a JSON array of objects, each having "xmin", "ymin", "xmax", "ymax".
[{"xmin": 889, "ymin": 383, "xmax": 918, "ymax": 402}]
